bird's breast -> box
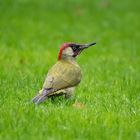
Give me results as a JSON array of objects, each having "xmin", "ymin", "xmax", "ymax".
[{"xmin": 46, "ymin": 60, "xmax": 82, "ymax": 88}]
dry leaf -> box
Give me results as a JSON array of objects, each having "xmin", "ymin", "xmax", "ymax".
[{"xmin": 73, "ymin": 101, "xmax": 85, "ymax": 109}]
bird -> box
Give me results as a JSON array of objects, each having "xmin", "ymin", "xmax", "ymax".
[{"xmin": 32, "ymin": 42, "xmax": 96, "ymax": 104}]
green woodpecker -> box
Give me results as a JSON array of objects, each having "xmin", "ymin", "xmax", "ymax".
[{"xmin": 32, "ymin": 42, "xmax": 96, "ymax": 104}]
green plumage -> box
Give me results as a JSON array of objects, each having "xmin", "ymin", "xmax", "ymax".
[
  {"xmin": 43, "ymin": 60, "xmax": 82, "ymax": 94},
  {"xmin": 32, "ymin": 59, "xmax": 82, "ymax": 104},
  {"xmin": 32, "ymin": 42, "xmax": 95, "ymax": 104}
]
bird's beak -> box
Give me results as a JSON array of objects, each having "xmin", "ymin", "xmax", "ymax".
[
  {"xmin": 79, "ymin": 42, "xmax": 96, "ymax": 50},
  {"xmin": 72, "ymin": 42, "xmax": 96, "ymax": 57}
]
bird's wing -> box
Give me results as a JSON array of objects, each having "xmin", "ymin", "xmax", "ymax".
[{"xmin": 42, "ymin": 61, "xmax": 82, "ymax": 95}]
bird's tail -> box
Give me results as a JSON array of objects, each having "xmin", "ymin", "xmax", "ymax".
[
  {"xmin": 32, "ymin": 88, "xmax": 68, "ymax": 104},
  {"xmin": 32, "ymin": 89, "xmax": 50, "ymax": 104}
]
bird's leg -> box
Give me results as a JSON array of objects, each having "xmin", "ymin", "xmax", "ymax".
[{"xmin": 64, "ymin": 87, "xmax": 75, "ymax": 99}]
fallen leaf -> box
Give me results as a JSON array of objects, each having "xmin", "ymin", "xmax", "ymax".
[{"xmin": 73, "ymin": 101, "xmax": 85, "ymax": 109}]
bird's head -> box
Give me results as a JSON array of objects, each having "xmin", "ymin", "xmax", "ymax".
[{"xmin": 58, "ymin": 42, "xmax": 96, "ymax": 60}]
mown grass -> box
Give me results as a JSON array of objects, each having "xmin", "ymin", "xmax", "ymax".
[{"xmin": 0, "ymin": 0, "xmax": 140, "ymax": 140}]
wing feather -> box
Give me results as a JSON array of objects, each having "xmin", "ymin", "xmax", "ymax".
[{"xmin": 43, "ymin": 60, "xmax": 82, "ymax": 94}]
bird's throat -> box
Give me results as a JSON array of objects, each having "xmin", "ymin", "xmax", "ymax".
[
  {"xmin": 59, "ymin": 54, "xmax": 80, "ymax": 68},
  {"xmin": 60, "ymin": 54, "xmax": 76, "ymax": 61}
]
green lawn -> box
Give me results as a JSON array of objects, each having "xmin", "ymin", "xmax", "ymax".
[{"xmin": 0, "ymin": 0, "xmax": 140, "ymax": 140}]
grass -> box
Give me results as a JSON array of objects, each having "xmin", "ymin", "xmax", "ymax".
[{"xmin": 0, "ymin": 0, "xmax": 140, "ymax": 140}]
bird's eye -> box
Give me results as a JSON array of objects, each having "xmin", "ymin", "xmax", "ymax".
[{"xmin": 72, "ymin": 45, "xmax": 77, "ymax": 51}]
